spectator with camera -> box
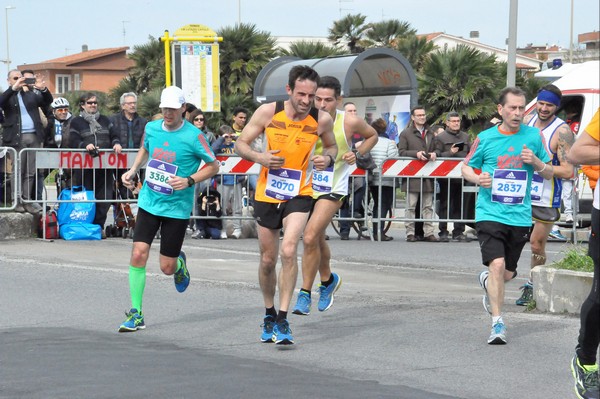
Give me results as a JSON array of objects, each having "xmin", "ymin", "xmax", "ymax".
[
  {"xmin": 68, "ymin": 92, "xmax": 122, "ymax": 236},
  {"xmin": 187, "ymin": 108, "xmax": 217, "ymax": 238},
  {"xmin": 398, "ymin": 105, "xmax": 439, "ymax": 242},
  {"xmin": 212, "ymin": 125, "xmax": 243, "ymax": 239},
  {"xmin": 44, "ymin": 97, "xmax": 73, "ymax": 191},
  {"xmin": 433, "ymin": 111, "xmax": 473, "ymax": 242},
  {"xmin": 0, "ymin": 69, "xmax": 53, "ymax": 215},
  {"xmin": 196, "ymin": 186, "xmax": 224, "ymax": 239}
]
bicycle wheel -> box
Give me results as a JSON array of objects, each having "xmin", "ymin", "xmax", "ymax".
[
  {"xmin": 383, "ymin": 208, "xmax": 393, "ymax": 234},
  {"xmin": 358, "ymin": 190, "xmax": 393, "ymax": 237},
  {"xmin": 330, "ymin": 218, "xmax": 341, "ymax": 237}
]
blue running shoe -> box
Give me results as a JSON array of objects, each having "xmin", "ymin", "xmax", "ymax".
[
  {"xmin": 478, "ymin": 271, "xmax": 491, "ymax": 315},
  {"xmin": 549, "ymin": 229, "xmax": 567, "ymax": 241},
  {"xmin": 515, "ymin": 282, "xmax": 533, "ymax": 306},
  {"xmin": 272, "ymin": 319, "xmax": 294, "ymax": 345},
  {"xmin": 318, "ymin": 272, "xmax": 342, "ymax": 312},
  {"xmin": 118, "ymin": 308, "xmax": 145, "ymax": 332},
  {"xmin": 292, "ymin": 291, "xmax": 311, "ymax": 315},
  {"xmin": 260, "ymin": 315, "xmax": 275, "ymax": 343},
  {"xmin": 487, "ymin": 322, "xmax": 507, "ymax": 345},
  {"xmin": 174, "ymin": 250, "xmax": 190, "ymax": 293}
]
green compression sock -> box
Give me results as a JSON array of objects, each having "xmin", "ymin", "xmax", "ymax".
[{"xmin": 129, "ymin": 265, "xmax": 146, "ymax": 312}]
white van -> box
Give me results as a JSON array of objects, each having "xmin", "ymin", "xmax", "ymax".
[{"xmin": 525, "ymin": 60, "xmax": 599, "ymax": 226}]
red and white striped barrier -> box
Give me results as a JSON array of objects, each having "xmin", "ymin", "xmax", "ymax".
[
  {"xmin": 207, "ymin": 155, "xmax": 262, "ymax": 174},
  {"xmin": 35, "ymin": 150, "xmax": 465, "ymax": 179},
  {"xmin": 206, "ymin": 156, "xmax": 368, "ymax": 176},
  {"xmin": 381, "ymin": 158, "xmax": 464, "ymax": 178},
  {"xmin": 202, "ymin": 156, "xmax": 465, "ymax": 178}
]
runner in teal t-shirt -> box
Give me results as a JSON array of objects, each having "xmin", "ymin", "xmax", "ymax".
[
  {"xmin": 138, "ymin": 119, "xmax": 217, "ymax": 219},
  {"xmin": 461, "ymin": 87, "xmax": 554, "ymax": 346},
  {"xmin": 466, "ymin": 123, "xmax": 550, "ymax": 227},
  {"xmin": 117, "ymin": 86, "xmax": 219, "ymax": 333}
]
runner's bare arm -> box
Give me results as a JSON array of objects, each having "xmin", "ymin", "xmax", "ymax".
[
  {"xmin": 122, "ymin": 146, "xmax": 149, "ymax": 189},
  {"xmin": 552, "ymin": 124, "xmax": 576, "ymax": 179},
  {"xmin": 349, "ymin": 115, "xmax": 378, "ymax": 155},
  {"xmin": 189, "ymin": 160, "xmax": 220, "ymax": 185},
  {"xmin": 461, "ymin": 162, "xmax": 491, "ymax": 188},
  {"xmin": 568, "ymin": 130, "xmax": 600, "ymax": 165},
  {"xmin": 521, "ymin": 144, "xmax": 554, "ymax": 180},
  {"xmin": 312, "ymin": 110, "xmax": 337, "ymax": 170},
  {"xmin": 342, "ymin": 115, "xmax": 378, "ymax": 165},
  {"xmin": 234, "ymin": 103, "xmax": 285, "ymax": 169}
]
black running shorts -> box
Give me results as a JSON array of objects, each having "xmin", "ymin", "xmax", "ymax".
[
  {"xmin": 476, "ymin": 221, "xmax": 530, "ymax": 272},
  {"xmin": 253, "ymin": 196, "xmax": 313, "ymax": 230},
  {"xmin": 134, "ymin": 207, "xmax": 189, "ymax": 258}
]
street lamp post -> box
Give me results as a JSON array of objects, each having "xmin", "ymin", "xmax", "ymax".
[
  {"xmin": 5, "ymin": 5, "xmax": 16, "ymax": 74},
  {"xmin": 506, "ymin": 0, "xmax": 518, "ymax": 87}
]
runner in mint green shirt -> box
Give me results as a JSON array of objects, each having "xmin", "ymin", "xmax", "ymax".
[
  {"xmin": 138, "ymin": 118, "xmax": 217, "ymax": 219},
  {"xmin": 466, "ymin": 122, "xmax": 550, "ymax": 227},
  {"xmin": 461, "ymin": 87, "xmax": 554, "ymax": 345},
  {"xmin": 117, "ymin": 86, "xmax": 219, "ymax": 333}
]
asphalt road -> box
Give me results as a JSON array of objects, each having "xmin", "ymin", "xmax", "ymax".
[{"xmin": 0, "ymin": 228, "xmax": 584, "ymax": 399}]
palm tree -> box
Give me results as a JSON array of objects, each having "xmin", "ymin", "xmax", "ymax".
[
  {"xmin": 205, "ymin": 92, "xmax": 255, "ymax": 132},
  {"xmin": 395, "ymin": 35, "xmax": 436, "ymax": 73},
  {"xmin": 418, "ymin": 45, "xmax": 503, "ymax": 130},
  {"xmin": 127, "ymin": 36, "xmax": 165, "ymax": 94},
  {"xmin": 364, "ymin": 20, "xmax": 416, "ymax": 48},
  {"xmin": 136, "ymin": 88, "xmax": 162, "ymax": 119},
  {"xmin": 217, "ymin": 23, "xmax": 278, "ymax": 97},
  {"xmin": 518, "ymin": 74, "xmax": 545, "ymax": 102},
  {"xmin": 278, "ymin": 40, "xmax": 348, "ymax": 59},
  {"xmin": 328, "ymin": 13, "xmax": 369, "ymax": 54}
]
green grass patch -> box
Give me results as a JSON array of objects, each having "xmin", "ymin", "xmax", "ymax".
[{"xmin": 550, "ymin": 245, "xmax": 594, "ymax": 273}]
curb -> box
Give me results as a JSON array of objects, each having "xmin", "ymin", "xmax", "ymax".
[{"xmin": 533, "ymin": 266, "xmax": 593, "ymax": 314}]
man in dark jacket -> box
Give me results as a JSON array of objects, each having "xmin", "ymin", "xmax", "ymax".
[
  {"xmin": 69, "ymin": 92, "xmax": 122, "ymax": 234},
  {"xmin": 0, "ymin": 69, "xmax": 53, "ymax": 214},
  {"xmin": 433, "ymin": 112, "xmax": 473, "ymax": 242},
  {"xmin": 110, "ymin": 92, "xmax": 147, "ymax": 149},
  {"xmin": 110, "ymin": 92, "xmax": 147, "ymax": 199},
  {"xmin": 398, "ymin": 105, "xmax": 439, "ymax": 242}
]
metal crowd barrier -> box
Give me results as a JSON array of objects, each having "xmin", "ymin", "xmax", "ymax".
[
  {"xmin": 369, "ymin": 156, "xmax": 580, "ymax": 242},
  {"xmin": 6, "ymin": 149, "xmax": 584, "ymax": 242},
  {"xmin": 0, "ymin": 147, "xmax": 18, "ymax": 211},
  {"xmin": 367, "ymin": 157, "xmax": 477, "ymax": 242}
]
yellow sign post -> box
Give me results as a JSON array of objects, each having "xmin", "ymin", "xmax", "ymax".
[{"xmin": 160, "ymin": 24, "xmax": 223, "ymax": 112}]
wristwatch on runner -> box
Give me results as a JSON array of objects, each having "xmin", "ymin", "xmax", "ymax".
[{"xmin": 187, "ymin": 176, "xmax": 195, "ymax": 187}]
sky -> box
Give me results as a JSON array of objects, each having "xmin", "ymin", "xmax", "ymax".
[{"xmin": 0, "ymin": 0, "xmax": 598, "ymax": 74}]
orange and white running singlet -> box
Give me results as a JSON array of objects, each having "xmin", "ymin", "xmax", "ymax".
[{"xmin": 254, "ymin": 101, "xmax": 320, "ymax": 203}]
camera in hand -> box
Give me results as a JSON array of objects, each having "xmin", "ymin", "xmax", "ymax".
[
  {"xmin": 88, "ymin": 147, "xmax": 100, "ymax": 158},
  {"xmin": 24, "ymin": 77, "xmax": 36, "ymax": 85},
  {"xmin": 207, "ymin": 195, "xmax": 216, "ymax": 203},
  {"xmin": 423, "ymin": 152, "xmax": 431, "ymax": 160}
]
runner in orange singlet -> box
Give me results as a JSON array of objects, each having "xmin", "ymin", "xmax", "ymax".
[{"xmin": 235, "ymin": 65, "xmax": 336, "ymax": 345}]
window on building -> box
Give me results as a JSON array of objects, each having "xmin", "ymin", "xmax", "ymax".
[
  {"xmin": 74, "ymin": 74, "xmax": 80, "ymax": 91},
  {"xmin": 56, "ymin": 74, "xmax": 71, "ymax": 94}
]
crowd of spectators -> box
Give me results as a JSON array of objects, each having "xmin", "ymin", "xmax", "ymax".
[{"xmin": 0, "ymin": 69, "xmax": 585, "ymax": 244}]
